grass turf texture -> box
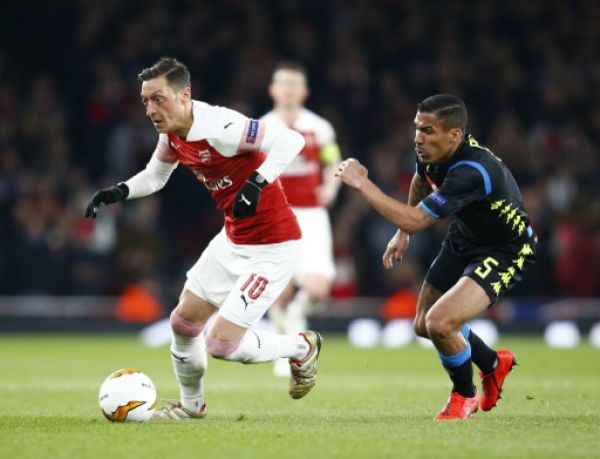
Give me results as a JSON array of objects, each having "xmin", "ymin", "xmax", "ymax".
[{"xmin": 0, "ymin": 334, "xmax": 599, "ymax": 459}]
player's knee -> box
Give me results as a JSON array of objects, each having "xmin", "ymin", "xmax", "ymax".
[
  {"xmin": 424, "ymin": 311, "xmax": 454, "ymax": 340},
  {"xmin": 413, "ymin": 317, "xmax": 428, "ymax": 338},
  {"xmin": 170, "ymin": 309, "xmax": 205, "ymax": 338},
  {"xmin": 205, "ymin": 336, "xmax": 241, "ymax": 359}
]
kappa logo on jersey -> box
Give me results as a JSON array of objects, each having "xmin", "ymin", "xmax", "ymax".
[
  {"xmin": 246, "ymin": 119, "xmax": 259, "ymax": 144},
  {"xmin": 198, "ymin": 149, "xmax": 211, "ymax": 164},
  {"xmin": 202, "ymin": 175, "xmax": 233, "ymax": 192}
]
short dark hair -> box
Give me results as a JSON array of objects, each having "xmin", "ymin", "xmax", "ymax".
[
  {"xmin": 417, "ymin": 94, "xmax": 468, "ymax": 131},
  {"xmin": 138, "ymin": 57, "xmax": 191, "ymax": 89},
  {"xmin": 273, "ymin": 61, "xmax": 307, "ymax": 78}
]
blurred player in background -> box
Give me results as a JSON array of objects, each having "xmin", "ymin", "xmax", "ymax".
[
  {"xmin": 261, "ymin": 62, "xmax": 342, "ymax": 377},
  {"xmin": 336, "ymin": 95, "xmax": 537, "ymax": 420},
  {"xmin": 85, "ymin": 57, "xmax": 322, "ymax": 420}
]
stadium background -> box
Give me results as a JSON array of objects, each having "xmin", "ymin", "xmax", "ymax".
[
  {"xmin": 1, "ymin": 0, "xmax": 598, "ymax": 333},
  {"xmin": 1, "ymin": 2, "xmax": 600, "ymax": 458}
]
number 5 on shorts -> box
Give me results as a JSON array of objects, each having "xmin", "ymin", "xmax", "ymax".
[
  {"xmin": 475, "ymin": 257, "xmax": 499, "ymax": 279},
  {"xmin": 240, "ymin": 273, "xmax": 269, "ymax": 300}
]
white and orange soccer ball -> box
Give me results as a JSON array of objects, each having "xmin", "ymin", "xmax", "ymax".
[{"xmin": 98, "ymin": 368, "xmax": 157, "ymax": 422}]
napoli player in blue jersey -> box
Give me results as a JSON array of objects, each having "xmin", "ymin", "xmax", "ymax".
[{"xmin": 336, "ymin": 95, "xmax": 537, "ymax": 420}]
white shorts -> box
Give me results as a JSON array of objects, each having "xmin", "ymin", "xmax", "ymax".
[
  {"xmin": 292, "ymin": 207, "xmax": 336, "ymax": 283},
  {"xmin": 184, "ymin": 229, "xmax": 300, "ymax": 328}
]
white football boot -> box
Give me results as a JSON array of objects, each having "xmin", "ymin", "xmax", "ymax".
[
  {"xmin": 289, "ymin": 331, "xmax": 322, "ymax": 399},
  {"xmin": 153, "ymin": 400, "xmax": 207, "ymax": 421}
]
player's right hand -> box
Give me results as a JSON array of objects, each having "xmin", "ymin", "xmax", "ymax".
[
  {"xmin": 335, "ymin": 158, "xmax": 369, "ymax": 189},
  {"xmin": 84, "ymin": 183, "xmax": 129, "ymax": 219},
  {"xmin": 382, "ymin": 230, "xmax": 410, "ymax": 270}
]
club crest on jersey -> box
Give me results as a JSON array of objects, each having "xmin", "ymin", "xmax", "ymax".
[
  {"xmin": 198, "ymin": 149, "xmax": 211, "ymax": 164},
  {"xmin": 246, "ymin": 119, "xmax": 259, "ymax": 144}
]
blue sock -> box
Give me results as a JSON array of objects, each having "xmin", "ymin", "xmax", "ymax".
[{"xmin": 460, "ymin": 323, "xmax": 471, "ymax": 340}]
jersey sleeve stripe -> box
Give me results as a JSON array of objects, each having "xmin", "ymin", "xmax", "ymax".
[
  {"xmin": 419, "ymin": 201, "xmax": 441, "ymax": 219},
  {"xmin": 448, "ymin": 160, "xmax": 492, "ymax": 195}
]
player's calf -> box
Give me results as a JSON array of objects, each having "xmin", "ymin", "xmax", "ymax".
[
  {"xmin": 206, "ymin": 327, "xmax": 311, "ymax": 364},
  {"xmin": 205, "ymin": 336, "xmax": 242, "ymax": 360},
  {"xmin": 170, "ymin": 310, "xmax": 208, "ymax": 414}
]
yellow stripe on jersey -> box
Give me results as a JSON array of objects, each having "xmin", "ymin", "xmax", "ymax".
[{"xmin": 320, "ymin": 142, "xmax": 342, "ymax": 164}]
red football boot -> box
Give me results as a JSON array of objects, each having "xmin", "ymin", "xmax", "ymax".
[
  {"xmin": 479, "ymin": 349, "xmax": 518, "ymax": 411},
  {"xmin": 435, "ymin": 391, "xmax": 479, "ymax": 420}
]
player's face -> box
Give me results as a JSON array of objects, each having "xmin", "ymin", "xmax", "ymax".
[
  {"xmin": 269, "ymin": 69, "xmax": 308, "ymax": 110},
  {"xmin": 140, "ymin": 76, "xmax": 190, "ymax": 133},
  {"xmin": 414, "ymin": 111, "xmax": 462, "ymax": 164}
]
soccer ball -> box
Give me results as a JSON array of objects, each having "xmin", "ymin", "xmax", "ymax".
[{"xmin": 98, "ymin": 368, "xmax": 157, "ymax": 422}]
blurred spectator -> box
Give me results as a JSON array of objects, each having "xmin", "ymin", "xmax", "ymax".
[{"xmin": 0, "ymin": 0, "xmax": 599, "ymax": 301}]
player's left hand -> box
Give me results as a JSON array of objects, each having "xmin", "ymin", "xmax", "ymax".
[
  {"xmin": 335, "ymin": 158, "xmax": 368, "ymax": 189},
  {"xmin": 382, "ymin": 230, "xmax": 410, "ymax": 269},
  {"xmin": 232, "ymin": 171, "xmax": 268, "ymax": 218}
]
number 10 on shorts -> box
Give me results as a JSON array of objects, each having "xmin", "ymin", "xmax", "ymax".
[{"xmin": 240, "ymin": 273, "xmax": 269, "ymax": 300}]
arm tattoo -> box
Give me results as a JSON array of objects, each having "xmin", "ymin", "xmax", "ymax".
[{"xmin": 408, "ymin": 174, "xmax": 432, "ymax": 206}]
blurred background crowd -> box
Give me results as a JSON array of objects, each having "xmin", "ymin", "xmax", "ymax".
[{"xmin": 1, "ymin": 0, "xmax": 599, "ymax": 315}]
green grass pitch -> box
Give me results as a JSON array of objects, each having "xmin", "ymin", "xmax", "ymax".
[{"xmin": 1, "ymin": 334, "xmax": 599, "ymax": 459}]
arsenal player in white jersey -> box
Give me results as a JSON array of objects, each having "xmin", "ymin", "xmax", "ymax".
[
  {"xmin": 261, "ymin": 62, "xmax": 341, "ymax": 377},
  {"xmin": 85, "ymin": 57, "xmax": 322, "ymax": 420}
]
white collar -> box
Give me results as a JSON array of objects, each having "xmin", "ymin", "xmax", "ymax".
[{"xmin": 186, "ymin": 100, "xmax": 205, "ymax": 142}]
